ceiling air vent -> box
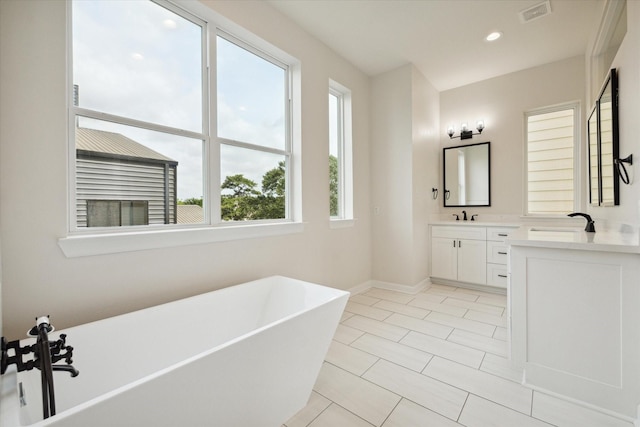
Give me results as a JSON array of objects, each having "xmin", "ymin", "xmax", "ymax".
[{"xmin": 519, "ymin": 0, "xmax": 552, "ymax": 23}]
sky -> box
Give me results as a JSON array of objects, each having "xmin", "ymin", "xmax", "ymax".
[{"xmin": 72, "ymin": 0, "xmax": 288, "ymax": 200}]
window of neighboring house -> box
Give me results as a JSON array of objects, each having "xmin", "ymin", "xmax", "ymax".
[
  {"xmin": 87, "ymin": 200, "xmax": 149, "ymax": 227},
  {"xmin": 70, "ymin": 0, "xmax": 295, "ymax": 232},
  {"xmin": 217, "ymin": 34, "xmax": 290, "ymax": 221},
  {"xmin": 329, "ymin": 81, "xmax": 353, "ymax": 221},
  {"xmin": 525, "ymin": 104, "xmax": 579, "ymax": 215}
]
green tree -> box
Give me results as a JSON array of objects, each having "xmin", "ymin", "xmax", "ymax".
[
  {"xmin": 221, "ymin": 174, "xmax": 260, "ymax": 197},
  {"xmin": 262, "ymin": 161, "xmax": 285, "ymax": 197},
  {"xmin": 221, "ymin": 174, "xmax": 260, "ymax": 220},
  {"xmin": 178, "ymin": 197, "xmax": 202, "ymax": 206},
  {"xmin": 255, "ymin": 161, "xmax": 285, "ymax": 219},
  {"xmin": 329, "ymin": 154, "xmax": 338, "ymax": 216}
]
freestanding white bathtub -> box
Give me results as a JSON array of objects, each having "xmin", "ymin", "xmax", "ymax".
[{"xmin": 3, "ymin": 276, "xmax": 349, "ymax": 427}]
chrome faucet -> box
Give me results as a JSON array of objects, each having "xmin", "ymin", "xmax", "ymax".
[{"xmin": 568, "ymin": 212, "xmax": 596, "ymax": 232}]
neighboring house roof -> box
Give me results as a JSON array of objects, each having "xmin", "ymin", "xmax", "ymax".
[
  {"xmin": 177, "ymin": 204, "xmax": 204, "ymax": 224},
  {"xmin": 76, "ymin": 127, "xmax": 176, "ymax": 163}
]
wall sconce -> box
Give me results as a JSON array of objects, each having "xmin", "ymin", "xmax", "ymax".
[{"xmin": 447, "ymin": 120, "xmax": 485, "ymax": 139}]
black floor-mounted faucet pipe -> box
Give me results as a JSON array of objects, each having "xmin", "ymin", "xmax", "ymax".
[{"xmin": 1, "ymin": 315, "xmax": 79, "ymax": 421}]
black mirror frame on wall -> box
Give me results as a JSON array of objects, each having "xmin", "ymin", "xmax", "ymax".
[
  {"xmin": 588, "ymin": 68, "xmax": 620, "ymax": 207},
  {"xmin": 443, "ymin": 141, "xmax": 491, "ymax": 207}
]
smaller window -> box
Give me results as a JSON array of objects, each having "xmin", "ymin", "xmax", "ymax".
[
  {"xmin": 87, "ymin": 200, "xmax": 149, "ymax": 227},
  {"xmin": 329, "ymin": 81, "xmax": 353, "ymax": 220},
  {"xmin": 525, "ymin": 104, "xmax": 578, "ymax": 215}
]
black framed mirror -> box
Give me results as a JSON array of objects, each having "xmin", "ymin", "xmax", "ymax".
[
  {"xmin": 443, "ymin": 141, "xmax": 490, "ymax": 207},
  {"xmin": 588, "ymin": 68, "xmax": 619, "ymax": 206},
  {"xmin": 588, "ymin": 105, "xmax": 600, "ymax": 206},
  {"xmin": 599, "ymin": 68, "xmax": 619, "ymax": 205}
]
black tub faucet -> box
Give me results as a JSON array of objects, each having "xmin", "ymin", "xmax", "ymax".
[
  {"xmin": 568, "ymin": 212, "xmax": 596, "ymax": 232},
  {"xmin": 1, "ymin": 316, "xmax": 79, "ymax": 420}
]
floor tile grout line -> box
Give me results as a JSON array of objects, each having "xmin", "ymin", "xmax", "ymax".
[
  {"xmin": 378, "ymin": 398, "xmax": 403, "ymax": 427},
  {"xmin": 420, "ymin": 356, "xmax": 535, "ymax": 414},
  {"xmin": 421, "ymin": 353, "xmax": 526, "ymax": 390},
  {"xmin": 346, "ymin": 332, "xmax": 435, "ymax": 373},
  {"xmin": 478, "ymin": 351, "xmax": 487, "ymax": 372},
  {"xmin": 360, "ymin": 357, "xmax": 467, "ymax": 425},
  {"xmin": 456, "ymin": 392, "xmax": 471, "ymax": 423},
  {"xmin": 458, "ymin": 392, "xmax": 543, "ymax": 424},
  {"xmin": 308, "ymin": 391, "xmax": 378, "ymax": 427}
]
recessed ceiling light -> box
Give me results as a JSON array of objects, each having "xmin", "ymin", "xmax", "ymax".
[{"xmin": 485, "ymin": 31, "xmax": 502, "ymax": 42}]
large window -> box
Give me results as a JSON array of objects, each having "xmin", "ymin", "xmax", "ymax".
[
  {"xmin": 328, "ymin": 81, "xmax": 353, "ymax": 221},
  {"xmin": 70, "ymin": 0, "xmax": 292, "ymax": 232},
  {"xmin": 525, "ymin": 104, "xmax": 578, "ymax": 215}
]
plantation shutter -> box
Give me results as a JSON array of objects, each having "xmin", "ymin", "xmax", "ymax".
[{"xmin": 527, "ymin": 108, "xmax": 575, "ymax": 215}]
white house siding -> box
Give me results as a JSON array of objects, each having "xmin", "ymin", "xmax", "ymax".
[{"xmin": 76, "ymin": 157, "xmax": 176, "ymax": 227}]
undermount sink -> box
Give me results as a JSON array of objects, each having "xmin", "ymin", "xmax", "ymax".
[{"xmin": 529, "ymin": 227, "xmax": 581, "ymax": 233}]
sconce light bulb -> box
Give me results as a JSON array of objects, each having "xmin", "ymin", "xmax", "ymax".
[
  {"xmin": 476, "ymin": 120, "xmax": 484, "ymax": 132},
  {"xmin": 447, "ymin": 125, "xmax": 455, "ymax": 137},
  {"xmin": 460, "ymin": 123, "xmax": 468, "ymax": 132}
]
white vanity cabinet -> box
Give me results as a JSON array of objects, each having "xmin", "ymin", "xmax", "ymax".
[
  {"xmin": 485, "ymin": 227, "xmax": 513, "ymax": 288},
  {"xmin": 509, "ymin": 230, "xmax": 640, "ymax": 421},
  {"xmin": 431, "ymin": 226, "xmax": 487, "ymax": 285}
]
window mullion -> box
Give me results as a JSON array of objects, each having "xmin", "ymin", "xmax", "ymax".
[
  {"xmin": 207, "ymin": 26, "xmax": 219, "ymax": 225},
  {"xmin": 73, "ymin": 107, "xmax": 205, "ymax": 142},
  {"xmin": 218, "ymin": 137, "xmax": 289, "ymax": 157}
]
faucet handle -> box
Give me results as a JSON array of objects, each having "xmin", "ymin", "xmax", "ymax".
[
  {"xmin": 452, "ymin": 214, "xmax": 459, "ymax": 221},
  {"xmin": 471, "ymin": 214, "xmax": 478, "ymax": 221}
]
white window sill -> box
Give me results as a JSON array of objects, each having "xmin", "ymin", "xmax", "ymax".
[
  {"xmin": 329, "ymin": 218, "xmax": 356, "ymax": 229},
  {"xmin": 58, "ymin": 222, "xmax": 305, "ymax": 258}
]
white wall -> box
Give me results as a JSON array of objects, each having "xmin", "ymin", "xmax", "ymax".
[
  {"xmin": 440, "ymin": 56, "xmax": 586, "ymax": 217},
  {"xmin": 370, "ymin": 65, "xmax": 439, "ymax": 287},
  {"xmin": 0, "ymin": 0, "xmax": 372, "ymax": 338},
  {"xmin": 371, "ymin": 66, "xmax": 414, "ymax": 286},
  {"xmin": 588, "ymin": 0, "xmax": 640, "ymax": 226},
  {"xmin": 411, "ymin": 67, "xmax": 440, "ymax": 285}
]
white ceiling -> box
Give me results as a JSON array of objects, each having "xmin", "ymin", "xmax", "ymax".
[{"xmin": 268, "ymin": 0, "xmax": 603, "ymax": 91}]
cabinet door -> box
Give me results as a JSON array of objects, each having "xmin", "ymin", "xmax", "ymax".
[
  {"xmin": 431, "ymin": 237, "xmax": 457, "ymax": 280},
  {"xmin": 457, "ymin": 239, "xmax": 487, "ymax": 285}
]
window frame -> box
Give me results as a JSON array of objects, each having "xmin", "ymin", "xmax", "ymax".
[
  {"xmin": 328, "ymin": 80, "xmax": 354, "ymax": 227},
  {"xmin": 60, "ymin": 0, "xmax": 303, "ymax": 257},
  {"xmin": 523, "ymin": 101, "xmax": 582, "ymax": 217}
]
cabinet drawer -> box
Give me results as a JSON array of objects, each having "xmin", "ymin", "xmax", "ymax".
[
  {"xmin": 432, "ymin": 226, "xmax": 486, "ymax": 240},
  {"xmin": 487, "ymin": 241, "xmax": 508, "ymax": 265},
  {"xmin": 487, "ymin": 263, "xmax": 508, "ymax": 288},
  {"xmin": 487, "ymin": 227, "xmax": 516, "ymax": 242}
]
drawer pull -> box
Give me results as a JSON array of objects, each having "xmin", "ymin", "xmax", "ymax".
[
  {"xmin": 498, "ymin": 274, "xmax": 507, "ymax": 278},
  {"xmin": 498, "ymin": 233, "xmax": 508, "ymax": 237},
  {"xmin": 498, "ymin": 251, "xmax": 507, "ymax": 255}
]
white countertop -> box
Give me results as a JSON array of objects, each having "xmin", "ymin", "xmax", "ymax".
[
  {"xmin": 507, "ymin": 225, "xmax": 640, "ymax": 254},
  {"xmin": 430, "ymin": 220, "xmax": 520, "ymax": 227}
]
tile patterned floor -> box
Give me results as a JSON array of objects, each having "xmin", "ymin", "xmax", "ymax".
[{"xmin": 283, "ymin": 284, "xmax": 633, "ymax": 427}]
